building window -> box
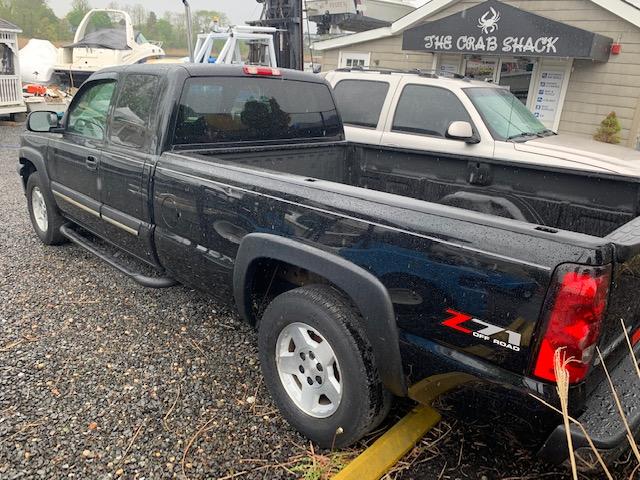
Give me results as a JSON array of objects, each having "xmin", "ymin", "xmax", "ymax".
[
  {"xmin": 339, "ymin": 52, "xmax": 370, "ymax": 68},
  {"xmin": 498, "ymin": 58, "xmax": 536, "ymax": 105},
  {"xmin": 0, "ymin": 43, "xmax": 14, "ymax": 75}
]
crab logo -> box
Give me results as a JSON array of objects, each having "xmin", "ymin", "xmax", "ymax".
[{"xmin": 477, "ymin": 6, "xmax": 501, "ymax": 34}]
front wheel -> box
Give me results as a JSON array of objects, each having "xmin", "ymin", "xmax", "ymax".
[
  {"xmin": 258, "ymin": 284, "xmax": 391, "ymax": 448},
  {"xmin": 26, "ymin": 172, "xmax": 66, "ymax": 245}
]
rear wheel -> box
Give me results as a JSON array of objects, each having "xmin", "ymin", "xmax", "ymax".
[
  {"xmin": 26, "ymin": 172, "xmax": 66, "ymax": 245},
  {"xmin": 10, "ymin": 112, "xmax": 26, "ymax": 123},
  {"xmin": 258, "ymin": 284, "xmax": 391, "ymax": 448}
]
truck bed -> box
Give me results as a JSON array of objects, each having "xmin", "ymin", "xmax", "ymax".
[
  {"xmin": 192, "ymin": 142, "xmax": 640, "ymax": 238},
  {"xmin": 162, "ymin": 142, "xmax": 640, "ymax": 402}
]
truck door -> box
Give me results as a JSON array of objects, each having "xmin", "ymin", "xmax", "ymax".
[
  {"xmin": 100, "ymin": 73, "xmax": 160, "ymax": 264},
  {"xmin": 49, "ymin": 76, "xmax": 117, "ymax": 234}
]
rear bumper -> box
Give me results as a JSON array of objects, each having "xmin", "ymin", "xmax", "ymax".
[{"xmin": 538, "ymin": 349, "xmax": 640, "ymax": 464}]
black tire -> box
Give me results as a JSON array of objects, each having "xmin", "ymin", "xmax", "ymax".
[
  {"xmin": 26, "ymin": 172, "xmax": 67, "ymax": 245},
  {"xmin": 258, "ymin": 284, "xmax": 391, "ymax": 448},
  {"xmin": 10, "ymin": 112, "xmax": 27, "ymax": 123}
]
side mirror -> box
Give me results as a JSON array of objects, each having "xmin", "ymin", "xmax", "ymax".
[
  {"xmin": 446, "ymin": 121, "xmax": 479, "ymax": 144},
  {"xmin": 26, "ymin": 111, "xmax": 61, "ymax": 133}
]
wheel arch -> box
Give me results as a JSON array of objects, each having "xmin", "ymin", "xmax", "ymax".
[
  {"xmin": 18, "ymin": 147, "xmax": 49, "ymax": 192},
  {"xmin": 233, "ymin": 232, "xmax": 407, "ymax": 397}
]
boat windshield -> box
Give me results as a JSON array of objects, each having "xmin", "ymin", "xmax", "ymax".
[
  {"xmin": 72, "ymin": 11, "xmax": 129, "ymax": 50},
  {"xmin": 464, "ymin": 87, "xmax": 553, "ymax": 141}
]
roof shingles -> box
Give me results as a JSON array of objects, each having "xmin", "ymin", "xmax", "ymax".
[{"xmin": 0, "ymin": 18, "xmax": 21, "ymax": 32}]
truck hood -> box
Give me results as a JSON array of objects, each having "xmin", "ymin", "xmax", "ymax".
[{"xmin": 513, "ymin": 134, "xmax": 640, "ymax": 176}]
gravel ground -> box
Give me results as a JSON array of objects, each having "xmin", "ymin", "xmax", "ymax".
[{"xmin": 0, "ymin": 122, "xmax": 635, "ymax": 480}]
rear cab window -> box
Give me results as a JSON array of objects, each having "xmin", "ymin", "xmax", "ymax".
[
  {"xmin": 173, "ymin": 76, "xmax": 342, "ymax": 147},
  {"xmin": 332, "ymin": 79, "xmax": 389, "ymax": 128},
  {"xmin": 392, "ymin": 84, "xmax": 472, "ymax": 138}
]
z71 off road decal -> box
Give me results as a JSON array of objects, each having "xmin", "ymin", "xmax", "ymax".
[{"xmin": 441, "ymin": 309, "xmax": 522, "ymax": 352}]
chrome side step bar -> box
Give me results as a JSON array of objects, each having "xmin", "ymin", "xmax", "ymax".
[{"xmin": 59, "ymin": 224, "xmax": 178, "ymax": 289}]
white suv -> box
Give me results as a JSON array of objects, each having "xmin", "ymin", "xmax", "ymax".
[{"xmin": 324, "ymin": 69, "xmax": 640, "ymax": 176}]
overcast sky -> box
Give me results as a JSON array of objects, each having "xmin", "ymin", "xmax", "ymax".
[{"xmin": 48, "ymin": 0, "xmax": 262, "ymax": 26}]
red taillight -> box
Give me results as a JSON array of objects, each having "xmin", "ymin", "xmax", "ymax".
[
  {"xmin": 533, "ymin": 264, "xmax": 611, "ymax": 384},
  {"xmin": 242, "ymin": 65, "xmax": 281, "ymax": 76},
  {"xmin": 632, "ymin": 329, "xmax": 640, "ymax": 346}
]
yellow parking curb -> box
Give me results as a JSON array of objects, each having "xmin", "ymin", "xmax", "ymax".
[
  {"xmin": 333, "ymin": 373, "xmax": 476, "ymax": 480},
  {"xmin": 333, "ymin": 405, "xmax": 440, "ymax": 480}
]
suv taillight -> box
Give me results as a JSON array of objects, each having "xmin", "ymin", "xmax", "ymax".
[{"xmin": 533, "ymin": 264, "xmax": 611, "ymax": 384}]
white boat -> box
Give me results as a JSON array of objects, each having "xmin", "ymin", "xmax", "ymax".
[{"xmin": 54, "ymin": 9, "xmax": 164, "ymax": 87}]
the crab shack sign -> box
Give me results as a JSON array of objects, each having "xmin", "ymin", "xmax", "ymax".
[{"xmin": 402, "ymin": 0, "xmax": 612, "ymax": 62}]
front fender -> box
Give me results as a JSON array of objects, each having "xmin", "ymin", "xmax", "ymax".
[{"xmin": 18, "ymin": 142, "xmax": 50, "ymax": 192}]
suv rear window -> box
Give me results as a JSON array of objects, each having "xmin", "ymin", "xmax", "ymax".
[
  {"xmin": 173, "ymin": 77, "xmax": 342, "ymax": 145},
  {"xmin": 333, "ymin": 79, "xmax": 389, "ymax": 128}
]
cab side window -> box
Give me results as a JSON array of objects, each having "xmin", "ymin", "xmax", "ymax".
[
  {"xmin": 392, "ymin": 85, "xmax": 472, "ymax": 138},
  {"xmin": 67, "ymin": 80, "xmax": 117, "ymax": 140},
  {"xmin": 109, "ymin": 74, "xmax": 159, "ymax": 149}
]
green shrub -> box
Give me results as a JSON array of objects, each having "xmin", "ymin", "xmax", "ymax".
[{"xmin": 594, "ymin": 111, "xmax": 622, "ymax": 144}]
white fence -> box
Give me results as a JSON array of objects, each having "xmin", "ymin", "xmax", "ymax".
[{"xmin": 0, "ymin": 75, "xmax": 21, "ymax": 106}]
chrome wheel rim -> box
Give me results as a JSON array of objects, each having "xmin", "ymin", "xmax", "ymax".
[
  {"xmin": 275, "ymin": 322, "xmax": 342, "ymax": 418},
  {"xmin": 31, "ymin": 187, "xmax": 48, "ymax": 233}
]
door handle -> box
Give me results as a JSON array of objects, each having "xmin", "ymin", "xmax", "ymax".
[{"xmin": 85, "ymin": 155, "xmax": 98, "ymax": 171}]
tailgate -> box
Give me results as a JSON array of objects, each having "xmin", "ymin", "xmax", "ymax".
[
  {"xmin": 597, "ymin": 216, "xmax": 640, "ymax": 373},
  {"xmin": 539, "ymin": 343, "xmax": 640, "ymax": 463}
]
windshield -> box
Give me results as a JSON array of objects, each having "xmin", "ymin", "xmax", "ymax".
[
  {"xmin": 464, "ymin": 87, "xmax": 550, "ymax": 141},
  {"xmin": 71, "ymin": 11, "xmax": 128, "ymax": 50}
]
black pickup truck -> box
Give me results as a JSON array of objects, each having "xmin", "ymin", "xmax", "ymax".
[{"xmin": 19, "ymin": 63, "xmax": 640, "ymax": 462}]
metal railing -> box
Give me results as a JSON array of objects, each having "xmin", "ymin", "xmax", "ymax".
[{"xmin": 0, "ymin": 75, "xmax": 21, "ymax": 106}]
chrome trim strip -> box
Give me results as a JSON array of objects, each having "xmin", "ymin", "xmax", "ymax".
[
  {"xmin": 52, "ymin": 190, "xmax": 100, "ymax": 217},
  {"xmin": 53, "ymin": 189, "xmax": 138, "ymax": 236},
  {"xmin": 101, "ymin": 214, "xmax": 139, "ymax": 236}
]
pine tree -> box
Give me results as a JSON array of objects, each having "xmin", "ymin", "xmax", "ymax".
[{"xmin": 594, "ymin": 111, "xmax": 622, "ymax": 144}]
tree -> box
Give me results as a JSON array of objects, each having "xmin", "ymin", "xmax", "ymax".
[
  {"xmin": 66, "ymin": 0, "xmax": 91, "ymax": 29},
  {"xmin": 147, "ymin": 11, "xmax": 157, "ymax": 29},
  {"xmin": 126, "ymin": 4, "xmax": 146, "ymax": 27},
  {"xmin": 594, "ymin": 111, "xmax": 622, "ymax": 144},
  {"xmin": 0, "ymin": 0, "xmax": 232, "ymax": 52},
  {"xmin": 192, "ymin": 10, "xmax": 230, "ymax": 33},
  {"xmin": 154, "ymin": 18, "xmax": 174, "ymax": 46},
  {"xmin": 0, "ymin": 0, "xmax": 68, "ymax": 41}
]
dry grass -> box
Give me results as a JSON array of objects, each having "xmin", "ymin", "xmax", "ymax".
[
  {"xmin": 533, "ymin": 321, "xmax": 640, "ymax": 480},
  {"xmin": 285, "ymin": 414, "xmax": 457, "ymax": 480},
  {"xmin": 287, "ymin": 442, "xmax": 358, "ymax": 480},
  {"xmin": 552, "ymin": 348, "xmax": 579, "ymax": 479}
]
